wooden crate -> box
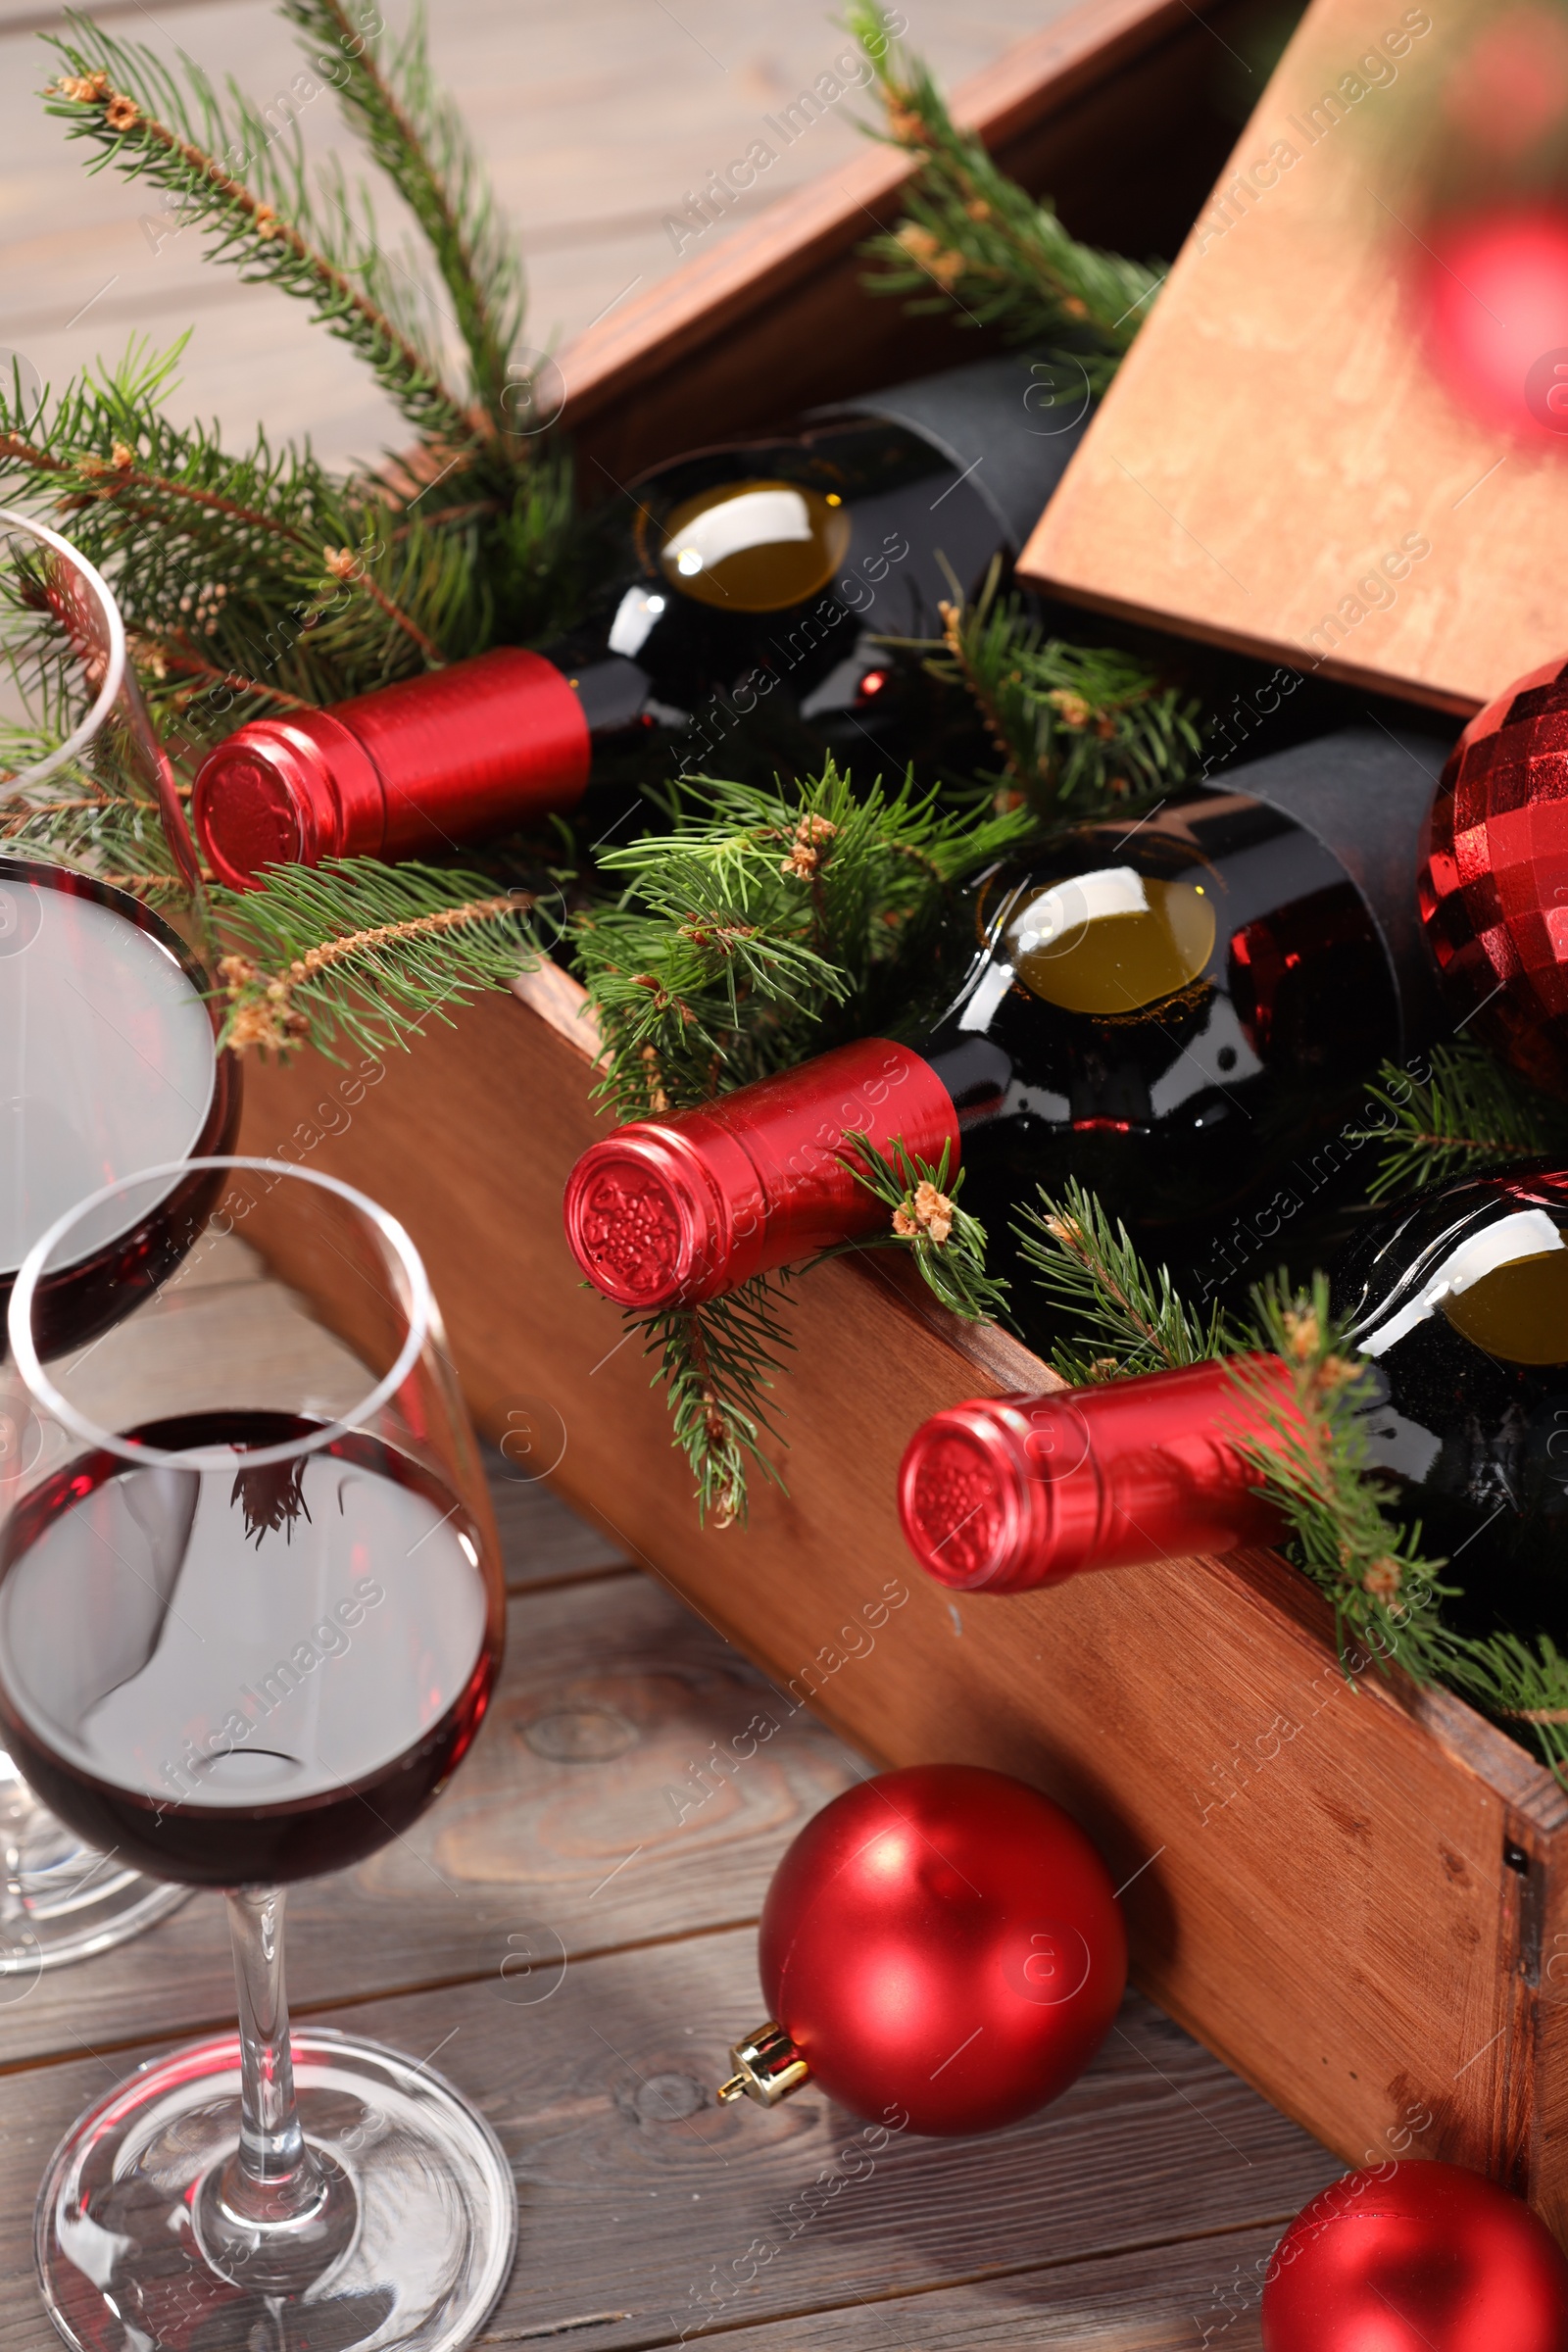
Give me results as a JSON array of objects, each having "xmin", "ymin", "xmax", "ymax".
[{"xmin": 236, "ymin": 0, "xmax": 1568, "ymax": 2233}]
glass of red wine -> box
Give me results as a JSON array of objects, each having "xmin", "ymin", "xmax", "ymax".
[
  {"xmin": 2, "ymin": 511, "xmax": 239, "ymax": 1976},
  {"xmin": 2, "ymin": 1157, "xmax": 514, "ymax": 2352}
]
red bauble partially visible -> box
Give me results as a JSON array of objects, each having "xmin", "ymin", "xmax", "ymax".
[
  {"xmin": 1419, "ymin": 652, "xmax": 1568, "ymax": 1095},
  {"xmin": 757, "ymin": 1764, "xmax": 1126, "ymax": 2136},
  {"xmin": 1418, "ymin": 207, "xmax": 1568, "ymax": 440},
  {"xmin": 1262, "ymin": 2161, "xmax": 1568, "ymax": 2351}
]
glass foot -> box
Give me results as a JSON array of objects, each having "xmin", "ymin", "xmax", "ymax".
[
  {"xmin": 36, "ymin": 2027, "xmax": 518, "ymax": 2352},
  {"xmin": 0, "ymin": 1757, "xmax": 187, "ymax": 1983}
]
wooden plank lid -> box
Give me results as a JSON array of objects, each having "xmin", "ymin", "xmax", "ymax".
[{"xmin": 1019, "ymin": 0, "xmax": 1568, "ymax": 716}]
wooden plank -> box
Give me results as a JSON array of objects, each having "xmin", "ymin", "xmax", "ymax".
[
  {"xmin": 1020, "ymin": 0, "xmax": 1555, "ymax": 714},
  {"xmin": 0, "ymin": 1948, "xmax": 1340, "ymax": 2352},
  {"xmin": 234, "ymin": 976, "xmax": 1568, "ymax": 2222},
  {"xmin": 0, "ymin": 1568, "xmax": 859, "ymax": 2064}
]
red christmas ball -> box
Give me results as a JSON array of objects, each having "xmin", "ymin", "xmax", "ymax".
[
  {"xmin": 1418, "ymin": 207, "xmax": 1568, "ymax": 440},
  {"xmin": 1262, "ymin": 2161, "xmax": 1568, "ymax": 2352},
  {"xmin": 758, "ymin": 1763, "xmax": 1126, "ymax": 2136},
  {"xmin": 1419, "ymin": 651, "xmax": 1568, "ymax": 1094}
]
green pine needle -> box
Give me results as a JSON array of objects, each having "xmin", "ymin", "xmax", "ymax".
[
  {"xmin": 43, "ymin": 14, "xmax": 479, "ymax": 450},
  {"xmin": 208, "ymin": 856, "xmax": 540, "ymax": 1060},
  {"xmin": 626, "ymin": 1278, "xmax": 795, "ymax": 1528},
  {"xmin": 1016, "ymin": 1178, "xmax": 1236, "ymax": 1381},
  {"xmin": 1234, "ymin": 1275, "xmax": 1456, "ymax": 1687},
  {"xmin": 897, "ymin": 558, "xmax": 1206, "ymax": 817},
  {"xmin": 276, "ymin": 0, "xmax": 527, "ymax": 439},
  {"xmin": 1352, "ymin": 1039, "xmax": 1568, "ymax": 1203},
  {"xmin": 846, "ymin": 2, "xmax": 1161, "ymax": 381},
  {"xmin": 834, "ymin": 1131, "xmax": 1010, "ymax": 1323},
  {"xmin": 574, "ymin": 761, "xmax": 1032, "ymax": 1121}
]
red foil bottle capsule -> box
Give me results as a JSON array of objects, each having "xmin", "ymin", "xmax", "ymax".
[
  {"xmin": 563, "ymin": 1037, "xmax": 961, "ymax": 1308},
  {"xmin": 192, "ymin": 648, "xmax": 590, "ymax": 889},
  {"xmin": 898, "ymin": 1356, "xmax": 1298, "ymax": 1593}
]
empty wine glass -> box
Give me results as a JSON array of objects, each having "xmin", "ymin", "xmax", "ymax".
[
  {"xmin": 1, "ymin": 511, "xmax": 237, "ymax": 1972},
  {"xmin": 3, "ymin": 1158, "xmax": 514, "ymax": 2352}
]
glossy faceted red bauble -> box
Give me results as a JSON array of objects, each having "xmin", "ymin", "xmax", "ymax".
[
  {"xmin": 1262, "ymin": 2162, "xmax": 1568, "ymax": 2352},
  {"xmin": 1419, "ymin": 208, "xmax": 1568, "ymax": 439},
  {"xmin": 759, "ymin": 1764, "xmax": 1126, "ymax": 2136},
  {"xmin": 1419, "ymin": 653, "xmax": 1568, "ymax": 1095}
]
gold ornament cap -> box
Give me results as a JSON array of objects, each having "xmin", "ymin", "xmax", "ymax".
[{"xmin": 715, "ymin": 2019, "xmax": 810, "ymax": 2108}]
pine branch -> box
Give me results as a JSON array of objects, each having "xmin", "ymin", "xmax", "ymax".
[
  {"xmin": 209, "ymin": 857, "xmax": 539, "ymax": 1059},
  {"xmin": 1351, "ymin": 1040, "xmax": 1568, "ymax": 1203},
  {"xmin": 1017, "ymin": 1178, "xmax": 1236, "ymax": 1383},
  {"xmin": 887, "ymin": 559, "xmax": 1205, "ymax": 816},
  {"xmin": 845, "ymin": 2, "xmax": 1160, "ymax": 383},
  {"xmin": 627, "ymin": 1279, "xmax": 795, "ymax": 1527},
  {"xmin": 574, "ymin": 762, "xmax": 1031, "ymax": 1121},
  {"xmin": 44, "ymin": 21, "xmax": 486, "ymax": 450},
  {"xmin": 834, "ymin": 1132, "xmax": 1010, "ymax": 1323},
  {"xmin": 279, "ymin": 0, "xmax": 525, "ymax": 436},
  {"xmin": 1445, "ymin": 1633, "xmax": 1568, "ymax": 1785},
  {"xmin": 1233, "ymin": 1277, "xmax": 1457, "ymax": 1686}
]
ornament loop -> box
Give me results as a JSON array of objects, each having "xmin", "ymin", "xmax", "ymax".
[{"xmin": 715, "ymin": 2020, "xmax": 809, "ymax": 2108}]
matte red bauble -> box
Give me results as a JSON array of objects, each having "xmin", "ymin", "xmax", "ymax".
[
  {"xmin": 717, "ymin": 1764, "xmax": 1126, "ymax": 2136},
  {"xmin": 1262, "ymin": 2161, "xmax": 1568, "ymax": 2352},
  {"xmin": 1419, "ymin": 651, "xmax": 1568, "ymax": 1095},
  {"xmin": 1418, "ymin": 208, "xmax": 1568, "ymax": 439}
]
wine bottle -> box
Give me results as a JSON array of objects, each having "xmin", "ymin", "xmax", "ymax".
[
  {"xmin": 0, "ymin": 858, "xmax": 240, "ymax": 1357},
  {"xmin": 192, "ymin": 354, "xmax": 1088, "ymax": 888},
  {"xmin": 563, "ymin": 724, "xmax": 1451, "ymax": 1313},
  {"xmin": 898, "ymin": 1357, "xmax": 1296, "ymax": 1593},
  {"xmin": 1333, "ymin": 1165, "xmax": 1568, "ymax": 1643}
]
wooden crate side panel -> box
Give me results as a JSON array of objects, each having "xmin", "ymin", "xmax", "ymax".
[{"xmin": 238, "ymin": 1000, "xmax": 1538, "ymax": 2196}]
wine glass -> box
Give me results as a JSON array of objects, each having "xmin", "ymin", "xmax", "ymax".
[
  {"xmin": 1, "ymin": 511, "xmax": 237, "ymax": 1973},
  {"xmin": 3, "ymin": 1158, "xmax": 515, "ymax": 2352}
]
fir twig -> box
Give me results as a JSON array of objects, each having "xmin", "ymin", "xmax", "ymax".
[
  {"xmin": 44, "ymin": 20, "xmax": 485, "ymax": 450},
  {"xmin": 1017, "ymin": 1178, "xmax": 1235, "ymax": 1383},
  {"xmin": 846, "ymin": 2, "xmax": 1160, "ymax": 385},
  {"xmin": 574, "ymin": 763, "xmax": 1031, "ymax": 1121},
  {"xmin": 1232, "ymin": 1276, "xmax": 1456, "ymax": 1687},
  {"xmin": 834, "ymin": 1132, "xmax": 1009, "ymax": 1323},
  {"xmin": 278, "ymin": 0, "xmax": 526, "ymax": 438},
  {"xmin": 210, "ymin": 857, "xmax": 539, "ymax": 1058},
  {"xmin": 627, "ymin": 1278, "xmax": 795, "ymax": 1528},
  {"xmin": 1351, "ymin": 1040, "xmax": 1568, "ymax": 1202},
  {"xmin": 896, "ymin": 560, "xmax": 1205, "ymax": 815}
]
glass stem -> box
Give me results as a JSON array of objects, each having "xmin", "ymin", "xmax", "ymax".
[{"xmin": 225, "ymin": 1884, "xmax": 318, "ymax": 2214}]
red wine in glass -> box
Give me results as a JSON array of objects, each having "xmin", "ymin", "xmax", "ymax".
[
  {"xmin": 0, "ymin": 858, "xmax": 240, "ymax": 1363},
  {"xmin": 0, "ymin": 1413, "xmax": 501, "ymax": 1887}
]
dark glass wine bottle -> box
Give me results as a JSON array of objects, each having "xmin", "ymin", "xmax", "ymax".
[
  {"xmin": 1334, "ymin": 1165, "xmax": 1568, "ymax": 1642},
  {"xmin": 563, "ymin": 724, "xmax": 1451, "ymax": 1313},
  {"xmin": 192, "ymin": 355, "xmax": 1085, "ymax": 888}
]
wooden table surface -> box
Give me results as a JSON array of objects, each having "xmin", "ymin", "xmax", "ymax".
[{"xmin": 0, "ymin": 1250, "xmax": 1343, "ymax": 2351}]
